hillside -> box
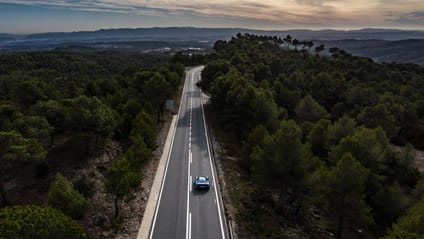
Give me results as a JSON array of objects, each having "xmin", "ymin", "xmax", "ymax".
[
  {"xmin": 1, "ymin": 27, "xmax": 424, "ymax": 64},
  {"xmin": 196, "ymin": 34, "xmax": 424, "ymax": 238},
  {"xmin": 317, "ymin": 39, "xmax": 424, "ymax": 64},
  {"xmin": 0, "ymin": 51, "xmax": 183, "ymax": 238}
]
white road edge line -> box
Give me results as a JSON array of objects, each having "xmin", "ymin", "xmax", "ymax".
[
  {"xmin": 198, "ymin": 67, "xmax": 227, "ymax": 239},
  {"xmin": 189, "ymin": 212, "xmax": 192, "ymax": 239},
  {"xmin": 149, "ymin": 68, "xmax": 190, "ymax": 239}
]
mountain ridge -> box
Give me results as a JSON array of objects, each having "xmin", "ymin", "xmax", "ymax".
[{"xmin": 1, "ymin": 27, "xmax": 424, "ymax": 64}]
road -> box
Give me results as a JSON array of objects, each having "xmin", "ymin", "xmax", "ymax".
[{"xmin": 149, "ymin": 66, "xmax": 228, "ymax": 239}]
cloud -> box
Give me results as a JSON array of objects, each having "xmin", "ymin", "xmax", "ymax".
[
  {"xmin": 388, "ymin": 11, "xmax": 424, "ymax": 25},
  {"xmin": 0, "ymin": 0, "xmax": 423, "ymax": 29}
]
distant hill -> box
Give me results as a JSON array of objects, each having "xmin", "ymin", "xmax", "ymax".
[
  {"xmin": 316, "ymin": 39, "xmax": 424, "ymax": 65},
  {"xmin": 1, "ymin": 27, "xmax": 424, "ymax": 64}
]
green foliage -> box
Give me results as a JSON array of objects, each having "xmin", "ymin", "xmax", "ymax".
[
  {"xmin": 30, "ymin": 100, "xmax": 68, "ymax": 131},
  {"xmin": 11, "ymin": 115, "xmax": 52, "ymax": 142},
  {"xmin": 327, "ymin": 116, "xmax": 357, "ymax": 146},
  {"xmin": 0, "ymin": 205, "xmax": 86, "ymax": 239},
  {"xmin": 383, "ymin": 194, "xmax": 424, "ymax": 238},
  {"xmin": 142, "ymin": 72, "xmax": 173, "ymax": 122},
  {"xmin": 48, "ymin": 173, "xmax": 88, "ymax": 219},
  {"xmin": 319, "ymin": 153, "xmax": 371, "ymax": 239},
  {"xmin": 371, "ymin": 183, "xmax": 407, "ymax": 227},
  {"xmin": 72, "ymin": 171, "xmax": 95, "ymax": 198},
  {"xmin": 330, "ymin": 127, "xmax": 389, "ymax": 176},
  {"xmin": 241, "ymin": 125, "xmax": 269, "ymax": 172},
  {"xmin": 357, "ymin": 104, "xmax": 398, "ymax": 138},
  {"xmin": 126, "ymin": 138, "xmax": 151, "ymax": 169},
  {"xmin": 131, "ymin": 111, "xmax": 156, "ymax": 149},
  {"xmin": 105, "ymin": 157, "xmax": 140, "ymax": 218},
  {"xmin": 295, "ymin": 95, "xmax": 330, "ymax": 123},
  {"xmin": 200, "ymin": 60, "xmax": 231, "ymax": 92},
  {"xmin": 307, "ymin": 119, "xmax": 330, "ymax": 156},
  {"xmin": 0, "ymin": 130, "xmax": 46, "ymax": 205},
  {"xmin": 69, "ymin": 95, "xmax": 118, "ymax": 145},
  {"xmin": 201, "ymin": 33, "xmax": 424, "ymax": 238},
  {"xmin": 251, "ymin": 120, "xmax": 312, "ymax": 205},
  {"xmin": 11, "ymin": 80, "xmax": 61, "ymax": 108}
]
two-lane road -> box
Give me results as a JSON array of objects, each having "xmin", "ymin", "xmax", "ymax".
[{"xmin": 149, "ymin": 66, "xmax": 228, "ymax": 239}]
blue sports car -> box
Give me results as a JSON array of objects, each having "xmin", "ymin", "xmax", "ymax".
[{"xmin": 193, "ymin": 176, "xmax": 210, "ymax": 190}]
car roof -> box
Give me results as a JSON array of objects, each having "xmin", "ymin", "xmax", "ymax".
[{"xmin": 197, "ymin": 176, "xmax": 208, "ymax": 181}]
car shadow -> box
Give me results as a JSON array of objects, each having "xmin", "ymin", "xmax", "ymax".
[{"xmin": 191, "ymin": 187, "xmax": 210, "ymax": 196}]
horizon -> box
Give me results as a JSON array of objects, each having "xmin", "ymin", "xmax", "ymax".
[
  {"xmin": 0, "ymin": 1, "xmax": 423, "ymax": 34},
  {"xmin": 2, "ymin": 26, "xmax": 424, "ymax": 36}
]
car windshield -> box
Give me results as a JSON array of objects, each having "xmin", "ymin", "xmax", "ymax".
[{"xmin": 198, "ymin": 177, "xmax": 207, "ymax": 182}]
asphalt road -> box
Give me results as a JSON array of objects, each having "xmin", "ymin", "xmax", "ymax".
[{"xmin": 149, "ymin": 66, "xmax": 228, "ymax": 239}]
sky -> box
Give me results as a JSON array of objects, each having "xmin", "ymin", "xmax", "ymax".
[{"xmin": 0, "ymin": 0, "xmax": 423, "ymax": 34}]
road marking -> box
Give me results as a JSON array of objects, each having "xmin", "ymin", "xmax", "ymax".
[
  {"xmin": 189, "ymin": 151, "xmax": 192, "ymax": 164},
  {"xmin": 199, "ymin": 73, "xmax": 227, "ymax": 239},
  {"xmin": 149, "ymin": 68, "xmax": 191, "ymax": 239},
  {"xmin": 190, "ymin": 176, "xmax": 192, "ymax": 192},
  {"xmin": 186, "ymin": 69, "xmax": 194, "ymax": 239},
  {"xmin": 189, "ymin": 212, "xmax": 192, "ymax": 239}
]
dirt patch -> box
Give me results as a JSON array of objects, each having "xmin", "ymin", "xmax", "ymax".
[{"xmin": 414, "ymin": 150, "xmax": 424, "ymax": 172}]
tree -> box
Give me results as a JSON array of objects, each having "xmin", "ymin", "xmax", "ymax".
[
  {"xmin": 11, "ymin": 80, "xmax": 61, "ymax": 108},
  {"xmin": 200, "ymin": 60, "xmax": 231, "ymax": 92},
  {"xmin": 306, "ymin": 41, "xmax": 314, "ymax": 52},
  {"xmin": 320, "ymin": 153, "xmax": 370, "ymax": 239},
  {"xmin": 106, "ymin": 157, "xmax": 140, "ymax": 218},
  {"xmin": 371, "ymin": 183, "xmax": 407, "ymax": 227},
  {"xmin": 327, "ymin": 116, "xmax": 357, "ymax": 146},
  {"xmin": 142, "ymin": 73, "xmax": 172, "ymax": 123},
  {"xmin": 292, "ymin": 39, "xmax": 300, "ymax": 50},
  {"xmin": 29, "ymin": 100, "xmax": 69, "ymax": 146},
  {"xmin": 307, "ymin": 119, "xmax": 330, "ymax": 156},
  {"xmin": 12, "ymin": 115, "xmax": 52, "ymax": 143},
  {"xmin": 130, "ymin": 111, "xmax": 156, "ymax": 149},
  {"xmin": 295, "ymin": 95, "xmax": 330, "ymax": 122},
  {"xmin": 314, "ymin": 44, "xmax": 325, "ymax": 56},
  {"xmin": 329, "ymin": 127, "xmax": 390, "ymax": 194},
  {"xmin": 48, "ymin": 173, "xmax": 87, "ymax": 219},
  {"xmin": 283, "ymin": 35, "xmax": 292, "ymax": 49},
  {"xmin": 251, "ymin": 120, "xmax": 312, "ymax": 207},
  {"xmin": 249, "ymin": 89, "xmax": 280, "ymax": 132},
  {"xmin": 0, "ymin": 131, "xmax": 46, "ymax": 206},
  {"xmin": 383, "ymin": 194, "xmax": 424, "ymax": 239},
  {"xmin": 0, "ymin": 205, "xmax": 86, "ymax": 239},
  {"xmin": 357, "ymin": 104, "xmax": 398, "ymax": 138},
  {"xmin": 69, "ymin": 96, "xmax": 118, "ymax": 154},
  {"xmin": 241, "ymin": 125, "xmax": 269, "ymax": 173},
  {"xmin": 0, "ymin": 102, "xmax": 16, "ymax": 129}
]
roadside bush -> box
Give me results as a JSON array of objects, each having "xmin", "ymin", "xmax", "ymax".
[
  {"xmin": 0, "ymin": 205, "xmax": 87, "ymax": 239},
  {"xmin": 48, "ymin": 173, "xmax": 88, "ymax": 219},
  {"xmin": 73, "ymin": 170, "xmax": 95, "ymax": 198}
]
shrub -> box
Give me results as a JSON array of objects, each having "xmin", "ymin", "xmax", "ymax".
[
  {"xmin": 0, "ymin": 205, "xmax": 87, "ymax": 239},
  {"xmin": 73, "ymin": 171, "xmax": 95, "ymax": 198},
  {"xmin": 48, "ymin": 173, "xmax": 88, "ymax": 219}
]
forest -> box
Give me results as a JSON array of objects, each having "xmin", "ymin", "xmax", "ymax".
[
  {"xmin": 0, "ymin": 51, "xmax": 184, "ymax": 238},
  {"xmin": 197, "ymin": 34, "xmax": 424, "ymax": 238}
]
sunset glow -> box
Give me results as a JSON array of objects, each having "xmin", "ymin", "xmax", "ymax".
[{"xmin": 0, "ymin": 0, "xmax": 423, "ymax": 33}]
